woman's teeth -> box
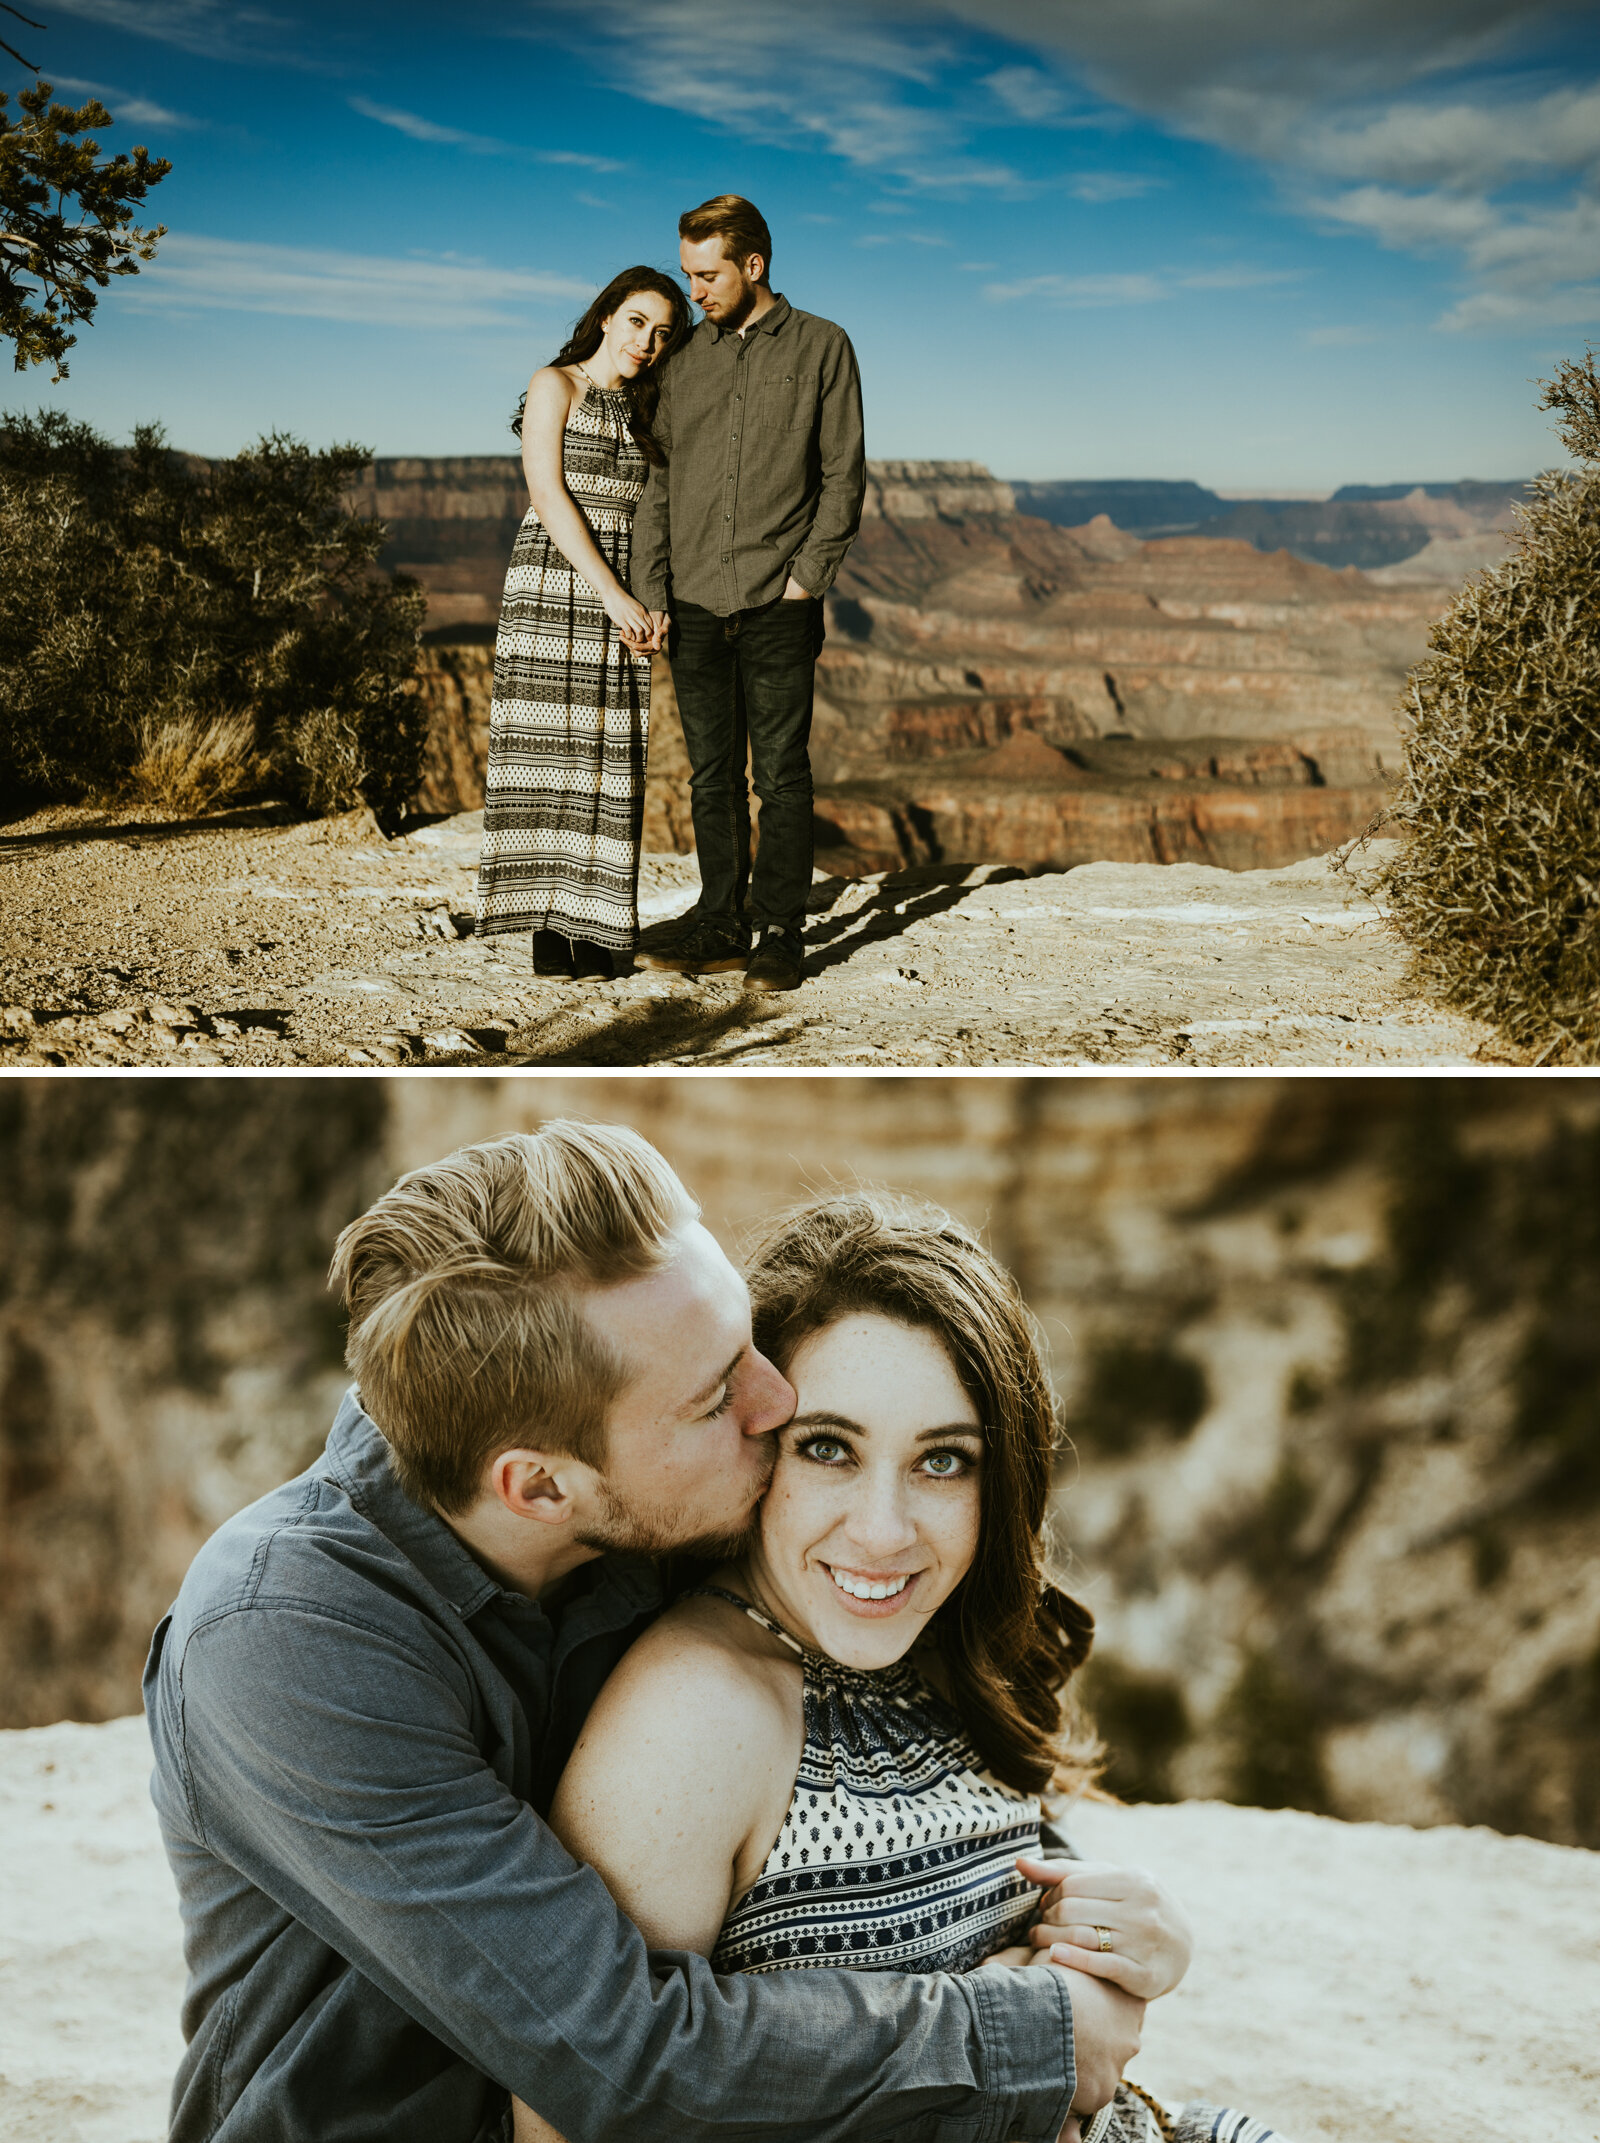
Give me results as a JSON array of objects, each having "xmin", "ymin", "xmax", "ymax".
[{"xmin": 829, "ymin": 1568, "xmax": 910, "ymax": 1601}]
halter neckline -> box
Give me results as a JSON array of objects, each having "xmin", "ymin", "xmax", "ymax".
[
  {"xmin": 576, "ymin": 361, "xmax": 626, "ymax": 397},
  {"xmin": 684, "ymin": 1583, "xmax": 928, "ymax": 1691}
]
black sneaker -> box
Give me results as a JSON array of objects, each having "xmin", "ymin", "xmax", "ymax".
[
  {"xmin": 636, "ymin": 917, "xmax": 751, "ymax": 974},
  {"xmin": 744, "ymin": 925, "xmax": 804, "ymax": 992}
]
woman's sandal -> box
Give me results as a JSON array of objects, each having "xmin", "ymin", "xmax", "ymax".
[{"xmin": 1085, "ymin": 2084, "xmax": 1287, "ymax": 2143}]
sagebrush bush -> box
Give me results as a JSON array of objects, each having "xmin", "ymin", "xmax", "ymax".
[
  {"xmin": 0, "ymin": 413, "xmax": 426, "ymax": 819},
  {"xmin": 1380, "ymin": 352, "xmax": 1600, "ymax": 1061}
]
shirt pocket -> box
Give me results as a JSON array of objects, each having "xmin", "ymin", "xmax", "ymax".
[{"xmin": 758, "ymin": 366, "xmax": 815, "ymax": 432}]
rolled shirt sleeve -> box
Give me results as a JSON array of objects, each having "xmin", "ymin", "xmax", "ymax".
[{"xmin": 170, "ymin": 1602, "xmax": 1079, "ymax": 2143}]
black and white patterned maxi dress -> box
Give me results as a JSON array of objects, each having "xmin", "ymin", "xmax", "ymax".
[
  {"xmin": 473, "ymin": 383, "xmax": 649, "ymax": 953},
  {"xmin": 695, "ymin": 1589, "xmax": 1292, "ymax": 2143}
]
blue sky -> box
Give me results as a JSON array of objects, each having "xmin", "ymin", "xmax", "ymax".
[{"xmin": 11, "ymin": 0, "xmax": 1600, "ymax": 485}]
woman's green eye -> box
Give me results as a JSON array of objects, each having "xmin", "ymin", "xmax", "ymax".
[
  {"xmin": 801, "ymin": 1437, "xmax": 849, "ymax": 1465},
  {"xmin": 921, "ymin": 1450, "xmax": 970, "ymax": 1477}
]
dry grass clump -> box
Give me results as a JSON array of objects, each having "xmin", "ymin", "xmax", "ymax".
[
  {"xmin": 126, "ymin": 710, "xmax": 262, "ymax": 816},
  {"xmin": 1380, "ymin": 351, "xmax": 1600, "ymax": 1061}
]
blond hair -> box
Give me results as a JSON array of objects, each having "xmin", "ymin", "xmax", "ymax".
[
  {"xmin": 679, "ymin": 193, "xmax": 772, "ymax": 277},
  {"xmin": 329, "ymin": 1122, "xmax": 699, "ymax": 1513}
]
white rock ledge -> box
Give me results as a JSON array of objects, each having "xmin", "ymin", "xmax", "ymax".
[{"xmin": 2, "ymin": 1718, "xmax": 1597, "ymax": 2142}]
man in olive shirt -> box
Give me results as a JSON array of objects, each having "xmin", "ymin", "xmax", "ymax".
[{"xmin": 633, "ymin": 194, "xmax": 865, "ymax": 993}]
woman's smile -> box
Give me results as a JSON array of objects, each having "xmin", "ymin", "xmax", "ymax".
[{"xmin": 822, "ymin": 1562, "xmax": 919, "ymax": 1611}]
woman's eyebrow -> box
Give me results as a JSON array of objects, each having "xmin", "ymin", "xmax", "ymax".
[
  {"xmin": 789, "ymin": 1410, "xmax": 862, "ymax": 1434},
  {"xmin": 915, "ymin": 1423, "xmax": 984, "ymax": 1442}
]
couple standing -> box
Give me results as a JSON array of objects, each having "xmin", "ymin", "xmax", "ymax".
[
  {"xmin": 146, "ymin": 1118, "xmax": 1292, "ymax": 2143},
  {"xmin": 473, "ymin": 194, "xmax": 861, "ymax": 994}
]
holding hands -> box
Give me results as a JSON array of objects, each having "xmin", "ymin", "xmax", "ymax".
[{"xmin": 1016, "ymin": 1856, "xmax": 1193, "ymax": 2001}]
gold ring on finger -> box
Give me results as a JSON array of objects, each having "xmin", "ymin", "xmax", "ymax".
[{"xmin": 1094, "ymin": 1925, "xmax": 1113, "ymax": 1952}]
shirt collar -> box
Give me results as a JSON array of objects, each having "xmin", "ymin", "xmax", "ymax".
[
  {"xmin": 322, "ymin": 1385, "xmax": 661, "ymax": 1626},
  {"xmin": 711, "ymin": 291, "xmax": 791, "ymax": 343}
]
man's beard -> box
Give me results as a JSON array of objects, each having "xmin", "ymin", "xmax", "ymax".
[
  {"xmin": 706, "ymin": 274, "xmax": 758, "ymax": 331},
  {"xmin": 574, "ymin": 1478, "xmax": 761, "ymax": 1562}
]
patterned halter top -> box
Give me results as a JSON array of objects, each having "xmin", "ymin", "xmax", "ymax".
[{"xmin": 691, "ymin": 1587, "xmax": 1043, "ymax": 1976}]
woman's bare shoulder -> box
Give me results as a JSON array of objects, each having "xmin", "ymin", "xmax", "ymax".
[
  {"xmin": 522, "ymin": 364, "xmax": 582, "ymax": 421},
  {"xmin": 590, "ymin": 1592, "xmax": 798, "ymax": 1739}
]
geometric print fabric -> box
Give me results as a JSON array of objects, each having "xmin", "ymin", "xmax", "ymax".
[
  {"xmin": 698, "ymin": 1589, "xmax": 1043, "ymax": 1976},
  {"xmin": 474, "ymin": 381, "xmax": 651, "ymax": 952},
  {"xmin": 697, "ymin": 1587, "xmax": 1291, "ymax": 2143}
]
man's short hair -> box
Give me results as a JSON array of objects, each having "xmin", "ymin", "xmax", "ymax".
[
  {"xmin": 679, "ymin": 193, "xmax": 772, "ymax": 277},
  {"xmin": 329, "ymin": 1123, "xmax": 699, "ymax": 1513}
]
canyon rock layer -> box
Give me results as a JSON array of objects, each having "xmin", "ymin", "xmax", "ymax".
[
  {"xmin": 357, "ymin": 458, "xmax": 1459, "ymax": 876},
  {"xmin": 4, "ymin": 1078, "xmax": 1595, "ymax": 1848}
]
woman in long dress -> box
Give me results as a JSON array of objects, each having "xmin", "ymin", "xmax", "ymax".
[
  {"xmin": 474, "ymin": 267, "xmax": 689, "ymax": 979},
  {"xmin": 513, "ymin": 1193, "xmax": 1296, "ymax": 2143}
]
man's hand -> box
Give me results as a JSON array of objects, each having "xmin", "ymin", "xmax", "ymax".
[
  {"xmin": 1057, "ymin": 1966, "xmax": 1144, "ymax": 2135},
  {"xmin": 781, "ymin": 575, "xmax": 812, "ymax": 599},
  {"xmin": 1017, "ymin": 1857, "xmax": 1193, "ymax": 2001},
  {"xmin": 646, "ymin": 609, "xmax": 670, "ymax": 651}
]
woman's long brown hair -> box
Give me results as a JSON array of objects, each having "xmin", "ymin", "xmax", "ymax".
[
  {"xmin": 511, "ymin": 265, "xmax": 690, "ymax": 465},
  {"xmin": 745, "ymin": 1191, "xmax": 1101, "ymax": 1798}
]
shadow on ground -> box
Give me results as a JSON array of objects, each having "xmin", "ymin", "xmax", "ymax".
[
  {"xmin": 803, "ymin": 865, "xmax": 1028, "ymax": 978},
  {"xmin": 0, "ymin": 803, "xmax": 300, "ymax": 853},
  {"xmin": 503, "ymin": 989, "xmax": 808, "ymax": 1066}
]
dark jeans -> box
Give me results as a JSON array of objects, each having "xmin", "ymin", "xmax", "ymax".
[{"xmin": 669, "ymin": 594, "xmax": 825, "ymax": 937}]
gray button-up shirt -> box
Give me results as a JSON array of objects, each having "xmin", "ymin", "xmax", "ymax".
[
  {"xmin": 144, "ymin": 1389, "xmax": 1077, "ymax": 2143},
  {"xmin": 632, "ymin": 294, "xmax": 866, "ymax": 616}
]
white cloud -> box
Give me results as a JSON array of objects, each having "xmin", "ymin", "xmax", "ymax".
[
  {"xmin": 986, "ymin": 262, "xmax": 1295, "ymax": 304},
  {"xmin": 349, "ymin": 99, "xmax": 505, "ymax": 151},
  {"xmin": 1068, "ymin": 172, "xmax": 1162, "ymax": 203},
  {"xmin": 1178, "ymin": 265, "xmax": 1301, "ymax": 290},
  {"xmin": 520, "ymin": 0, "xmax": 1599, "ymax": 331},
  {"xmin": 522, "ymin": 0, "xmax": 1031, "ymax": 193},
  {"xmin": 985, "ymin": 271, "xmax": 1168, "ymax": 305},
  {"xmin": 47, "ymin": 0, "xmax": 296, "ymax": 64},
  {"xmin": 984, "ymin": 65, "xmax": 1065, "ymax": 123},
  {"xmin": 124, "ymin": 234, "xmax": 593, "ymax": 328},
  {"xmin": 48, "ymin": 76, "xmax": 200, "ymax": 129},
  {"xmin": 933, "ymin": 0, "xmax": 1600, "ymax": 333},
  {"xmin": 348, "ymin": 100, "xmax": 623, "ymax": 170}
]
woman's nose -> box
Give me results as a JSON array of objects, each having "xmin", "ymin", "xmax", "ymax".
[{"xmin": 844, "ymin": 1475, "xmax": 919, "ymax": 1557}]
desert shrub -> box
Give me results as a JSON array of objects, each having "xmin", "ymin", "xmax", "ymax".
[
  {"xmin": 0, "ymin": 412, "xmax": 426, "ymax": 818},
  {"xmin": 1380, "ymin": 352, "xmax": 1600, "ymax": 1059},
  {"xmin": 1067, "ymin": 1336, "xmax": 1208, "ymax": 1456}
]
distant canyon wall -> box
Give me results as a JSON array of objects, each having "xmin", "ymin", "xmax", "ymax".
[
  {"xmin": 386, "ymin": 459, "xmax": 1451, "ymax": 874},
  {"xmin": 4, "ymin": 1079, "xmax": 1599, "ymax": 1849}
]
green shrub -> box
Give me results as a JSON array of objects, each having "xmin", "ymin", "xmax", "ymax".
[
  {"xmin": 0, "ymin": 412, "xmax": 426, "ymax": 818},
  {"xmin": 1380, "ymin": 352, "xmax": 1600, "ymax": 1059},
  {"xmin": 1067, "ymin": 1336, "xmax": 1208, "ymax": 1455},
  {"xmin": 1080, "ymin": 1654, "xmax": 1190, "ymax": 1803}
]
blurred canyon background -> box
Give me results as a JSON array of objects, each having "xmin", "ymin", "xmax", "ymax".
[
  {"xmin": 2, "ymin": 1074, "xmax": 1596, "ymax": 1847},
  {"xmin": 380, "ymin": 459, "xmax": 1526, "ymax": 875}
]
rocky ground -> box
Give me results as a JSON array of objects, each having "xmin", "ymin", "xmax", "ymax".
[
  {"xmin": 0, "ymin": 803, "xmax": 1505, "ymax": 1068},
  {"xmin": 3, "ymin": 1716, "xmax": 1597, "ymax": 2143}
]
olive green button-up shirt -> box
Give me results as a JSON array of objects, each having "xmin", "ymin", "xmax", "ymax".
[{"xmin": 632, "ymin": 295, "xmax": 865, "ymax": 617}]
